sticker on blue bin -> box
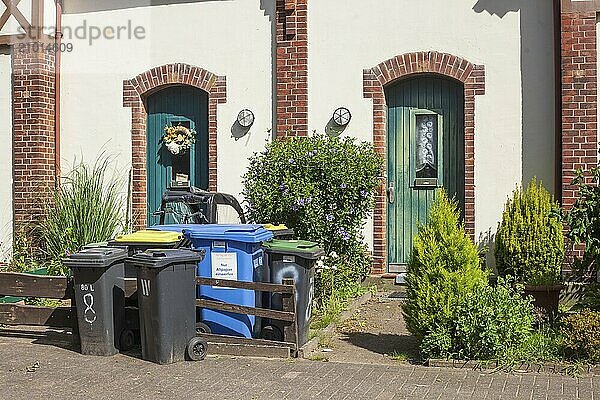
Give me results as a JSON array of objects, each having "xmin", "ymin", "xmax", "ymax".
[
  {"xmin": 213, "ymin": 241, "xmax": 226, "ymax": 249},
  {"xmin": 211, "ymin": 252, "xmax": 237, "ymax": 289}
]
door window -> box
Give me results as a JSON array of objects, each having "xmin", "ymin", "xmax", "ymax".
[{"xmin": 410, "ymin": 109, "xmax": 443, "ymax": 188}]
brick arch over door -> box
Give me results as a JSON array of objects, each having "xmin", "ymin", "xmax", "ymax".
[
  {"xmin": 123, "ymin": 63, "xmax": 227, "ymax": 229},
  {"xmin": 363, "ymin": 52, "xmax": 485, "ymax": 274}
]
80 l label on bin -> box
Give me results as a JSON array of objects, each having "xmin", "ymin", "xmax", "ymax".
[{"xmin": 80, "ymin": 284, "xmax": 97, "ymax": 325}]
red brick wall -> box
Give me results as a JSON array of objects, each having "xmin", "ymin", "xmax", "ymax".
[
  {"xmin": 123, "ymin": 64, "xmax": 226, "ymax": 230},
  {"xmin": 11, "ymin": 48, "xmax": 56, "ymax": 232},
  {"xmin": 275, "ymin": 0, "xmax": 308, "ymax": 138},
  {"xmin": 561, "ymin": 12, "xmax": 599, "ymax": 207},
  {"xmin": 363, "ymin": 52, "xmax": 485, "ymax": 274},
  {"xmin": 560, "ymin": 11, "xmax": 599, "ymax": 265}
]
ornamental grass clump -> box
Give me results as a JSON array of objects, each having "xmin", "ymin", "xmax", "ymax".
[
  {"xmin": 495, "ymin": 178, "xmax": 564, "ymax": 285},
  {"xmin": 402, "ymin": 191, "xmax": 488, "ymax": 343},
  {"xmin": 39, "ymin": 156, "xmax": 126, "ymax": 275},
  {"xmin": 242, "ymin": 133, "xmax": 383, "ymax": 303}
]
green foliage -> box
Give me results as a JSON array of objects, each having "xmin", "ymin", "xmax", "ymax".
[
  {"xmin": 495, "ymin": 178, "xmax": 564, "ymax": 285},
  {"xmin": 511, "ymin": 326, "xmax": 564, "ymax": 363},
  {"xmin": 314, "ymin": 242, "xmax": 371, "ymax": 305},
  {"xmin": 580, "ymin": 284, "xmax": 600, "ymax": 311},
  {"xmin": 561, "ymin": 309, "xmax": 600, "ymax": 362},
  {"xmin": 5, "ymin": 230, "xmax": 44, "ymax": 273},
  {"xmin": 402, "ymin": 191, "xmax": 488, "ymax": 341},
  {"xmin": 38, "ymin": 156, "xmax": 126, "ymax": 275},
  {"xmin": 242, "ymin": 134, "xmax": 383, "ymax": 300},
  {"xmin": 565, "ymin": 168, "xmax": 600, "ymax": 276},
  {"xmin": 451, "ymin": 281, "xmax": 534, "ymax": 360}
]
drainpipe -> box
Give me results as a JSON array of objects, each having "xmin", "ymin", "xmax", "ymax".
[
  {"xmin": 554, "ymin": 0, "xmax": 562, "ymax": 203},
  {"xmin": 54, "ymin": 0, "xmax": 62, "ymax": 186}
]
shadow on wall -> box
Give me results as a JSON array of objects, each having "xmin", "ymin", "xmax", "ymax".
[
  {"xmin": 63, "ymin": 0, "xmax": 233, "ymax": 14},
  {"xmin": 259, "ymin": 0, "xmax": 277, "ymax": 140},
  {"xmin": 473, "ymin": 0, "xmax": 557, "ymax": 193}
]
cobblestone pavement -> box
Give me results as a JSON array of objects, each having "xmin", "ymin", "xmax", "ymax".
[{"xmin": 1, "ymin": 328, "xmax": 598, "ymax": 400}]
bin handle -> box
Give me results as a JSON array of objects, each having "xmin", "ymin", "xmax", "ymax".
[{"xmin": 223, "ymin": 228, "xmax": 259, "ymax": 233}]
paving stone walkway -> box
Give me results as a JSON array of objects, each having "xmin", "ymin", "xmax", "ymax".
[{"xmin": 0, "ymin": 327, "xmax": 598, "ymax": 400}]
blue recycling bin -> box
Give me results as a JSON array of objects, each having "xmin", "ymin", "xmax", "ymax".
[{"xmin": 152, "ymin": 224, "xmax": 273, "ymax": 338}]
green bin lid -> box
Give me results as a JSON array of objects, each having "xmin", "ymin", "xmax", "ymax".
[
  {"xmin": 128, "ymin": 249, "xmax": 205, "ymax": 269},
  {"xmin": 262, "ymin": 239, "xmax": 324, "ymax": 260},
  {"xmin": 63, "ymin": 247, "xmax": 128, "ymax": 269}
]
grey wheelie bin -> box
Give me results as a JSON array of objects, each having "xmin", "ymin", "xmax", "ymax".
[
  {"xmin": 65, "ymin": 247, "xmax": 132, "ymax": 356},
  {"xmin": 261, "ymin": 240, "xmax": 324, "ymax": 346},
  {"xmin": 128, "ymin": 249, "xmax": 207, "ymax": 364}
]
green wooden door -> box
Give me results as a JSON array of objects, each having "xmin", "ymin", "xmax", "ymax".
[
  {"xmin": 386, "ymin": 75, "xmax": 465, "ymax": 270},
  {"xmin": 146, "ymin": 85, "xmax": 209, "ymax": 225}
]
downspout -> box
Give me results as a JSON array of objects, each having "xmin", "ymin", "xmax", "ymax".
[
  {"xmin": 54, "ymin": 0, "xmax": 62, "ymax": 186},
  {"xmin": 554, "ymin": 0, "xmax": 562, "ymax": 203}
]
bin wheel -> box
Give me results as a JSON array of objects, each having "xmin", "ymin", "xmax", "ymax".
[
  {"xmin": 119, "ymin": 329, "xmax": 136, "ymax": 351},
  {"xmin": 260, "ymin": 325, "xmax": 283, "ymax": 342},
  {"xmin": 195, "ymin": 322, "xmax": 212, "ymax": 335},
  {"xmin": 187, "ymin": 337, "xmax": 208, "ymax": 361}
]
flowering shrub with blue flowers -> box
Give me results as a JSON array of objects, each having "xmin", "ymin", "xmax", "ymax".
[{"xmin": 242, "ymin": 133, "xmax": 383, "ymax": 301}]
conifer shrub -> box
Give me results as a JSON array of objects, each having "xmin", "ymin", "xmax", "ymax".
[
  {"xmin": 402, "ymin": 191, "xmax": 488, "ymax": 341},
  {"xmin": 495, "ymin": 178, "xmax": 564, "ymax": 285}
]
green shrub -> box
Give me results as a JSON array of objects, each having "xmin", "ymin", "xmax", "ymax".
[
  {"xmin": 242, "ymin": 134, "xmax": 383, "ymax": 301},
  {"xmin": 38, "ymin": 157, "xmax": 126, "ymax": 275},
  {"xmin": 402, "ymin": 190, "xmax": 488, "ymax": 341},
  {"xmin": 562, "ymin": 309, "xmax": 600, "ymax": 362},
  {"xmin": 495, "ymin": 178, "xmax": 564, "ymax": 285},
  {"xmin": 565, "ymin": 168, "xmax": 600, "ymax": 277},
  {"xmin": 452, "ymin": 281, "xmax": 534, "ymax": 360}
]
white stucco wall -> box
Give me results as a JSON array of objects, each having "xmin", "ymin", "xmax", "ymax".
[
  {"xmin": 60, "ymin": 0, "xmax": 274, "ymax": 200},
  {"xmin": 309, "ymin": 0, "xmax": 556, "ymax": 243},
  {"xmin": 0, "ymin": 49, "xmax": 12, "ymax": 260}
]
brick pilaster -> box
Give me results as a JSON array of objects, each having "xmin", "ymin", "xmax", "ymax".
[
  {"xmin": 11, "ymin": 48, "xmax": 56, "ymax": 232},
  {"xmin": 560, "ymin": 12, "xmax": 599, "ymax": 208},
  {"xmin": 275, "ymin": 0, "xmax": 308, "ymax": 138}
]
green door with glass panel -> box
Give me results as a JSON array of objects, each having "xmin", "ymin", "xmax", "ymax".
[
  {"xmin": 386, "ymin": 75, "xmax": 465, "ymax": 270},
  {"xmin": 146, "ymin": 85, "xmax": 209, "ymax": 225}
]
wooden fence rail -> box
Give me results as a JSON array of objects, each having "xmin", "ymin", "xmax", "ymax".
[
  {"xmin": 0, "ymin": 271, "xmax": 79, "ymax": 345},
  {"xmin": 0, "ymin": 272, "xmax": 301, "ymax": 356}
]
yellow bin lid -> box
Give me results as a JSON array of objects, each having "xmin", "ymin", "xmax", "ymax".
[
  {"xmin": 114, "ymin": 230, "xmax": 183, "ymax": 244},
  {"xmin": 262, "ymin": 224, "xmax": 289, "ymax": 231}
]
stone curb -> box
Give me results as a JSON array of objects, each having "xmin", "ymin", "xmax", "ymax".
[
  {"xmin": 428, "ymin": 358, "xmax": 600, "ymax": 376},
  {"xmin": 299, "ymin": 290, "xmax": 373, "ymax": 359}
]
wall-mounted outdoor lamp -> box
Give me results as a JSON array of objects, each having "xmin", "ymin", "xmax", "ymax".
[
  {"xmin": 326, "ymin": 107, "xmax": 352, "ymax": 137},
  {"xmin": 332, "ymin": 107, "xmax": 352, "ymax": 126},
  {"xmin": 237, "ymin": 109, "xmax": 255, "ymax": 128}
]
